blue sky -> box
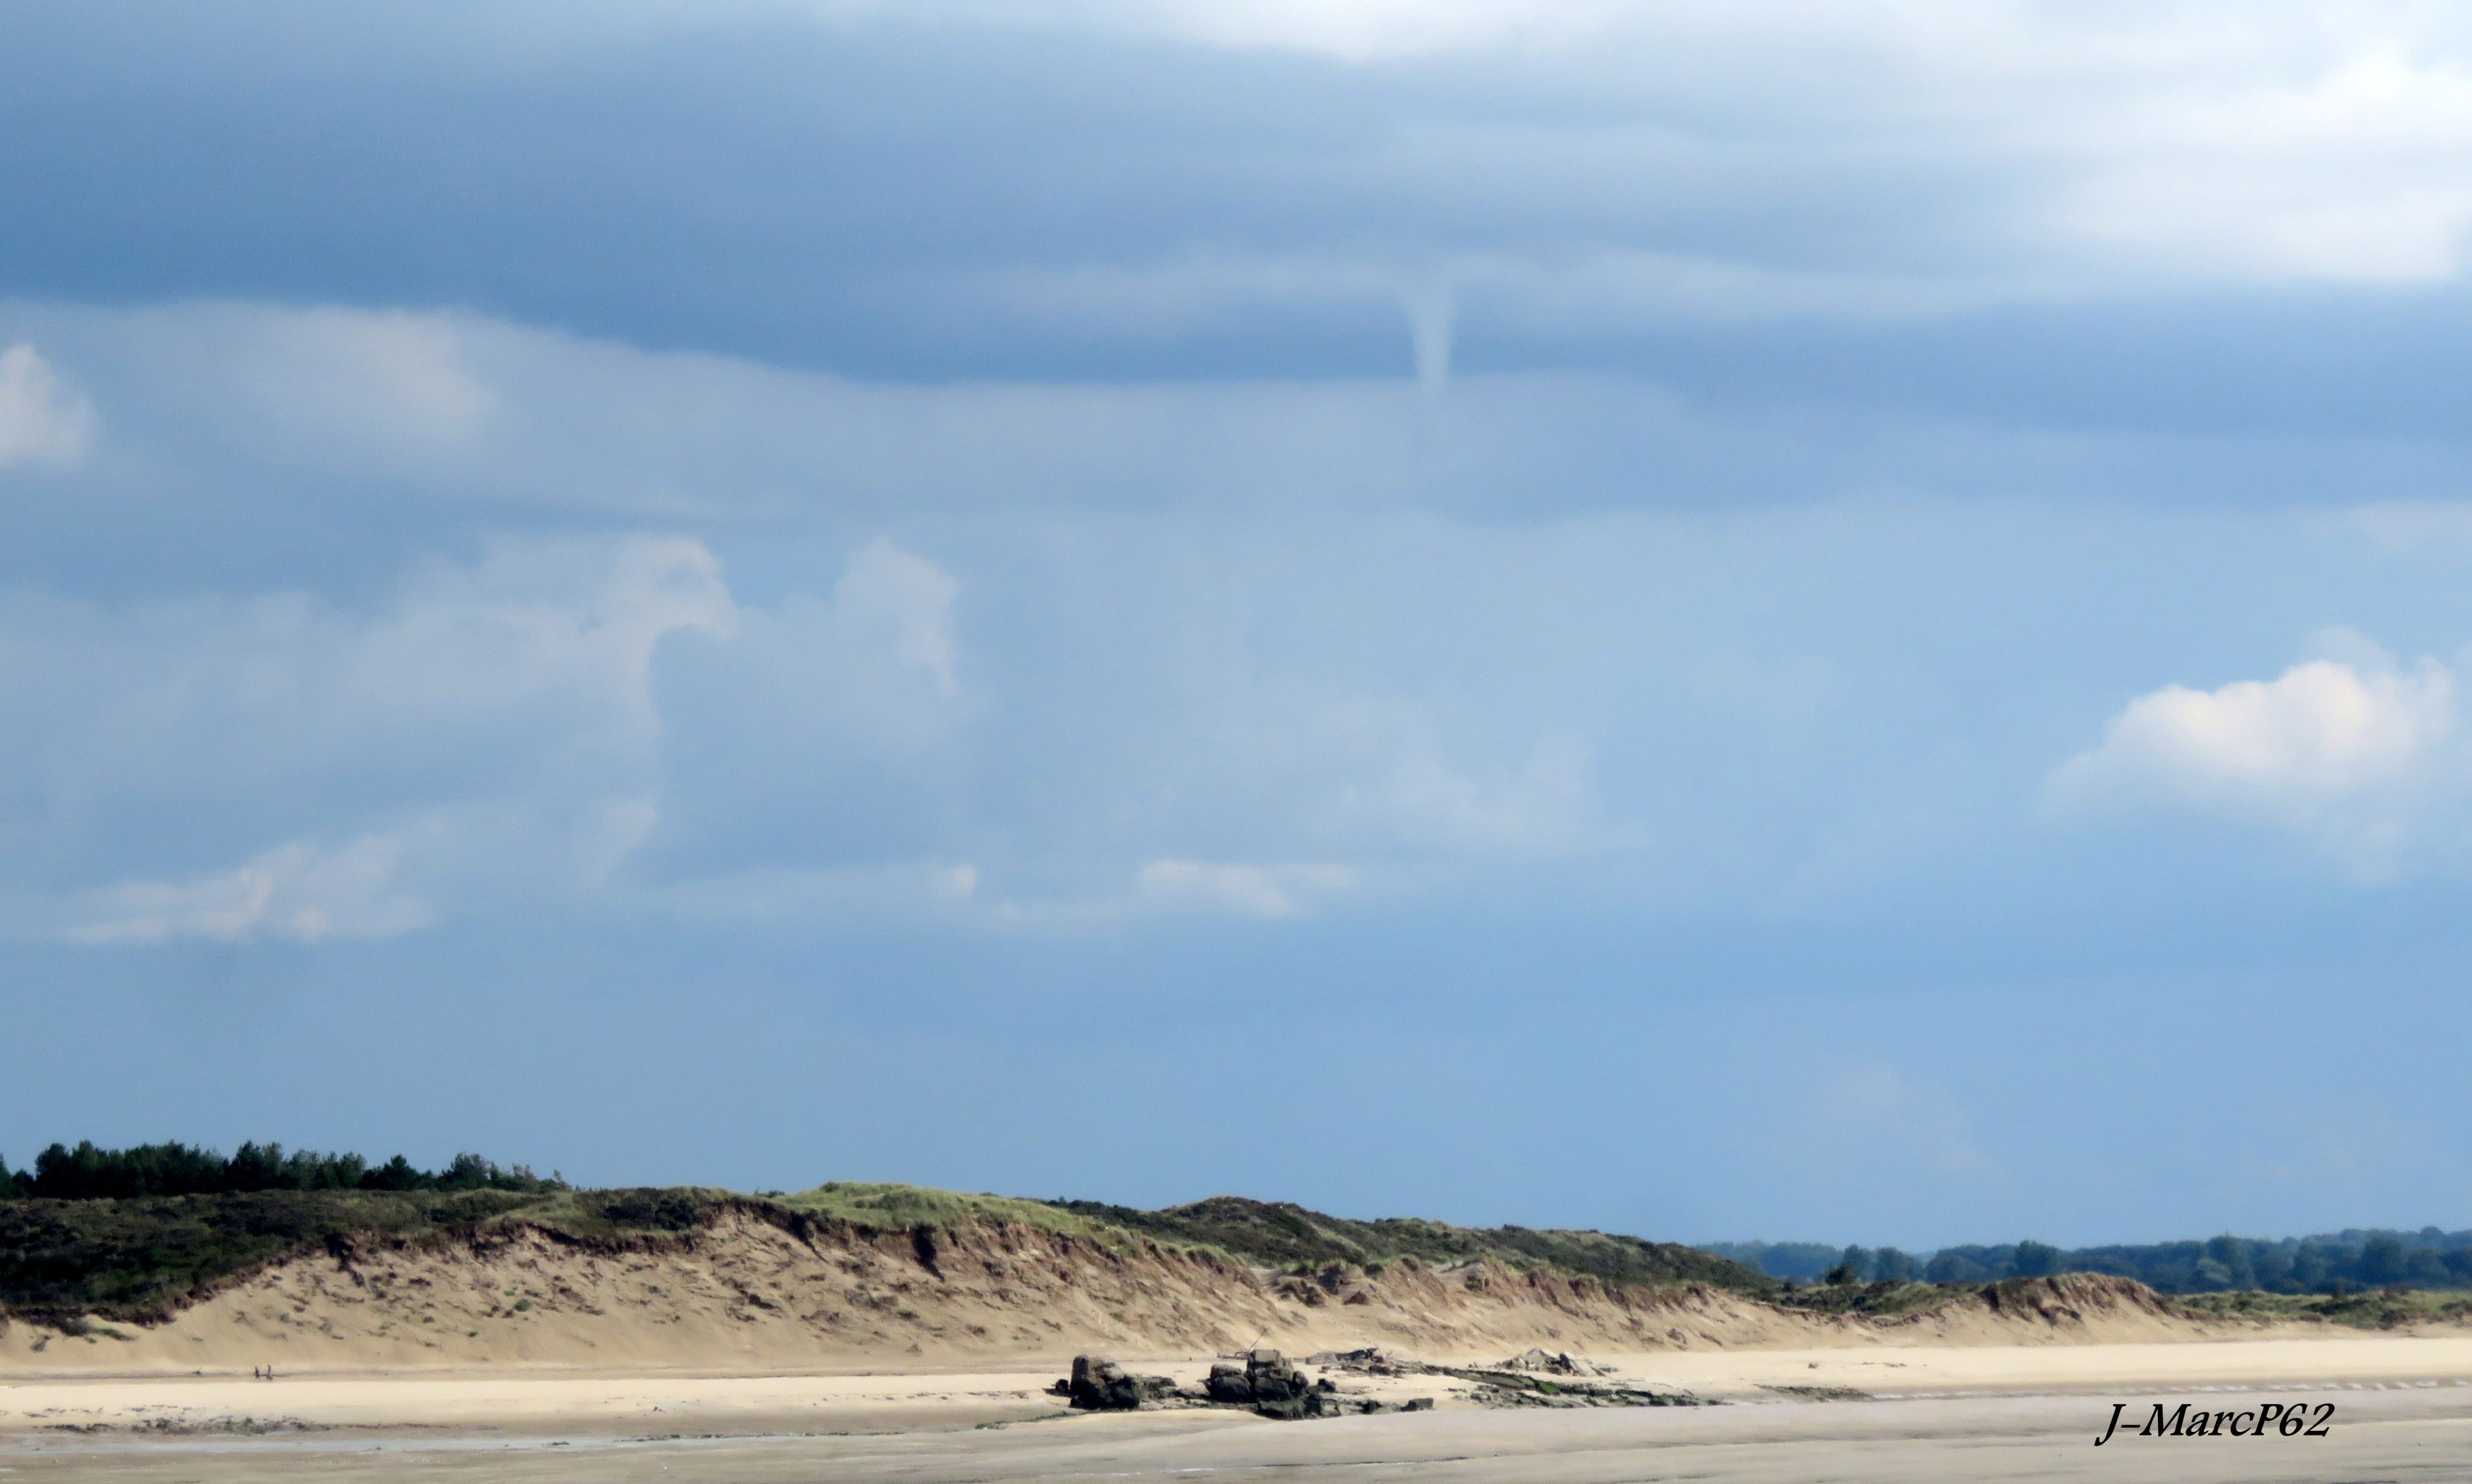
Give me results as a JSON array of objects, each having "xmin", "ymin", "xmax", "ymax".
[{"xmin": 7, "ymin": 1, "xmax": 2472, "ymax": 1250}]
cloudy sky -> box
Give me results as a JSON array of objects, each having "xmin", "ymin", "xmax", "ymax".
[{"xmin": 7, "ymin": 0, "xmax": 2472, "ymax": 1248}]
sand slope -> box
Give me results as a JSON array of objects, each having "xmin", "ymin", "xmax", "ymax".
[{"xmin": 0, "ymin": 1210, "xmax": 2297, "ymax": 1376}]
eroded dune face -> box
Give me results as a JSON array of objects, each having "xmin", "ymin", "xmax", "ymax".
[{"xmin": 0, "ymin": 1214, "xmax": 2249, "ymax": 1376}]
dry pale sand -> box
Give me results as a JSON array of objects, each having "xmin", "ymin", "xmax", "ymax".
[{"xmin": 5, "ymin": 1335, "xmax": 2472, "ymax": 1480}]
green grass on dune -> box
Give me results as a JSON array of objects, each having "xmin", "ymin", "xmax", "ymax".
[
  {"xmin": 784, "ymin": 1186, "xmax": 1777, "ymax": 1294},
  {"xmin": 0, "ymin": 1189, "xmax": 557, "ymax": 1320},
  {"xmin": 0, "ymin": 1186, "xmax": 806, "ymax": 1320},
  {"xmin": 776, "ymin": 1182, "xmax": 1134, "ymax": 1244},
  {"xmin": 1043, "ymin": 1194, "xmax": 1776, "ymax": 1294},
  {"xmin": 0, "ymin": 1182, "xmax": 1164, "ymax": 1322},
  {"xmin": 1765, "ymin": 1278, "xmax": 1956, "ymax": 1318},
  {"xmin": 2176, "ymin": 1287, "xmax": 2472, "ymax": 1329}
]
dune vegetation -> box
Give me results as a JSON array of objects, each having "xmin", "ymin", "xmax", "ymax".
[{"xmin": 4, "ymin": 1144, "xmax": 2464, "ymax": 1340}]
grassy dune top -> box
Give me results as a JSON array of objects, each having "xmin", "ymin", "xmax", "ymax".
[
  {"xmin": 1046, "ymin": 1194, "xmax": 1767, "ymax": 1291},
  {"xmin": 2178, "ymin": 1287, "xmax": 2472, "ymax": 1328},
  {"xmin": 0, "ymin": 1189, "xmax": 553, "ymax": 1321},
  {"xmin": 1, "ymin": 1180, "xmax": 1780, "ymax": 1323},
  {"xmin": 781, "ymin": 1183, "xmax": 1130, "ymax": 1244}
]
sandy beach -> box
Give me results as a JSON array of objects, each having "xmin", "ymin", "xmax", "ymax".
[{"xmin": 6, "ymin": 1334, "xmax": 2472, "ymax": 1480}]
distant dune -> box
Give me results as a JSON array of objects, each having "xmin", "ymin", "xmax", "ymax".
[{"xmin": 0, "ymin": 1183, "xmax": 2354, "ymax": 1375}]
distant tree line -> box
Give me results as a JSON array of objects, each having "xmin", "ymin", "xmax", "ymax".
[
  {"xmin": 0, "ymin": 1141, "xmax": 562, "ymax": 1200},
  {"xmin": 2001, "ymin": 1230, "xmax": 2472, "ymax": 1294},
  {"xmin": 1703, "ymin": 1229, "xmax": 2472, "ymax": 1294}
]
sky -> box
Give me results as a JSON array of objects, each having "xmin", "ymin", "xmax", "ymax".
[{"xmin": 6, "ymin": 1, "xmax": 2472, "ymax": 1251}]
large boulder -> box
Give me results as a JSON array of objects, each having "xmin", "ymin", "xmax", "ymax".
[
  {"xmin": 1195, "ymin": 1349, "xmax": 1441, "ymax": 1421},
  {"xmin": 1067, "ymin": 1355, "xmax": 1160, "ymax": 1410},
  {"xmin": 1200, "ymin": 1349, "xmax": 1321, "ymax": 1415},
  {"xmin": 1246, "ymin": 1349, "xmax": 1313, "ymax": 1405},
  {"xmin": 1241, "ymin": 1349, "xmax": 1328, "ymax": 1417}
]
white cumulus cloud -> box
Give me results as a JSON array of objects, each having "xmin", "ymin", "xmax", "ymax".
[
  {"xmin": 0, "ymin": 344, "xmax": 98, "ymax": 469},
  {"xmin": 2049, "ymin": 638, "xmax": 2465, "ymax": 871},
  {"xmin": 0, "ymin": 535, "xmax": 737, "ymax": 943},
  {"xmin": 833, "ymin": 539, "xmax": 962, "ymax": 698},
  {"xmin": 60, "ymin": 834, "xmax": 434, "ymax": 946}
]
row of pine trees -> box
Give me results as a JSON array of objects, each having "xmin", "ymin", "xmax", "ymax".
[{"xmin": 0, "ymin": 1141, "xmax": 561, "ymax": 1200}]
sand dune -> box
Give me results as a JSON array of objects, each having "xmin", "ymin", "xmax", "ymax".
[
  {"xmin": 0, "ymin": 1211, "xmax": 2316, "ymax": 1379},
  {"xmin": 5, "ymin": 1214, "xmax": 2468, "ymax": 1483}
]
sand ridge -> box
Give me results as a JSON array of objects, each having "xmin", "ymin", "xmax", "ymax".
[{"xmin": 0, "ymin": 1209, "xmax": 2401, "ymax": 1379}]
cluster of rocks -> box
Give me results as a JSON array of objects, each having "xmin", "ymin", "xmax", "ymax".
[
  {"xmin": 1305, "ymin": 1345, "xmax": 1428, "ymax": 1376},
  {"xmin": 1205, "ymin": 1348, "xmax": 1316, "ymax": 1415},
  {"xmin": 1207, "ymin": 1349, "xmax": 1435, "ymax": 1419},
  {"xmin": 1758, "ymin": 1383, "xmax": 1870, "ymax": 1402},
  {"xmin": 1052, "ymin": 1346, "xmax": 1694, "ymax": 1418},
  {"xmin": 1496, "ymin": 1347, "xmax": 1614, "ymax": 1376},
  {"xmin": 1058, "ymin": 1355, "xmax": 1188, "ymax": 1411},
  {"xmin": 1446, "ymin": 1351, "xmax": 1703, "ymax": 1410},
  {"xmin": 1460, "ymin": 1375, "xmax": 1701, "ymax": 1408},
  {"xmin": 1054, "ymin": 1350, "xmax": 1435, "ymax": 1421}
]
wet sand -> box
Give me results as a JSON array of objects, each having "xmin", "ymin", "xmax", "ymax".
[{"xmin": 5, "ymin": 1388, "xmax": 2470, "ymax": 1483}]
